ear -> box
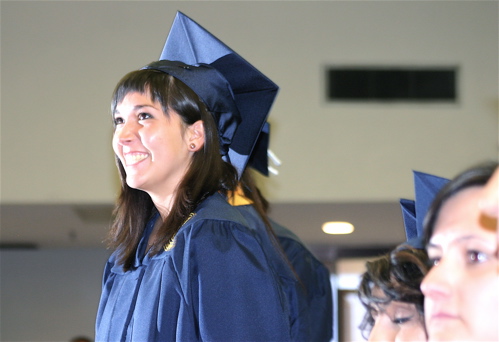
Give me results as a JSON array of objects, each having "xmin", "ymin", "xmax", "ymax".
[{"xmin": 186, "ymin": 120, "xmax": 205, "ymax": 152}]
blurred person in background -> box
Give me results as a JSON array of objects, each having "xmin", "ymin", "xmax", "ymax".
[{"xmin": 358, "ymin": 171, "xmax": 448, "ymax": 341}]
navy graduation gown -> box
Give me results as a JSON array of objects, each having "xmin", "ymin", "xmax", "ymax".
[
  {"xmin": 271, "ymin": 220, "xmax": 333, "ymax": 342},
  {"xmin": 234, "ymin": 204, "xmax": 333, "ymax": 342},
  {"xmin": 95, "ymin": 193, "xmax": 291, "ymax": 342}
]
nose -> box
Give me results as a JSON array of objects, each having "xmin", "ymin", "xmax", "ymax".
[
  {"xmin": 420, "ymin": 259, "xmax": 454, "ymax": 300},
  {"xmin": 368, "ymin": 319, "xmax": 397, "ymax": 341},
  {"xmin": 114, "ymin": 120, "xmax": 139, "ymax": 145}
]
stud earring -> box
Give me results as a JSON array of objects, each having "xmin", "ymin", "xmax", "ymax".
[{"xmin": 190, "ymin": 143, "xmax": 196, "ymax": 150}]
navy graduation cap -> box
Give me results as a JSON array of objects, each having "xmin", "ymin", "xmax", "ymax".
[
  {"xmin": 143, "ymin": 11, "xmax": 279, "ymax": 176},
  {"xmin": 248, "ymin": 122, "xmax": 271, "ymax": 176},
  {"xmin": 246, "ymin": 122, "xmax": 283, "ymax": 177},
  {"xmin": 400, "ymin": 171, "xmax": 449, "ymax": 249}
]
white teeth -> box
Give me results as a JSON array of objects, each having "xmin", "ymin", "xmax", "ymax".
[{"xmin": 124, "ymin": 153, "xmax": 148, "ymax": 165}]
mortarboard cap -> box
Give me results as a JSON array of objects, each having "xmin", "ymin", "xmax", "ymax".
[
  {"xmin": 248, "ymin": 122, "xmax": 271, "ymax": 176},
  {"xmin": 399, "ymin": 198, "xmax": 417, "ymax": 241},
  {"xmin": 413, "ymin": 171, "xmax": 449, "ymax": 233},
  {"xmin": 247, "ymin": 122, "xmax": 283, "ymax": 177},
  {"xmin": 143, "ymin": 11, "xmax": 278, "ymax": 176},
  {"xmin": 400, "ymin": 171, "xmax": 449, "ymax": 248}
]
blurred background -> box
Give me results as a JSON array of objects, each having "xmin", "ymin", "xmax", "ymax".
[{"xmin": 1, "ymin": 1, "xmax": 497, "ymax": 341}]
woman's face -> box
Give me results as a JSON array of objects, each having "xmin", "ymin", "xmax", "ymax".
[
  {"xmin": 112, "ymin": 92, "xmax": 195, "ymax": 201},
  {"xmin": 421, "ymin": 186, "xmax": 498, "ymax": 341},
  {"xmin": 368, "ymin": 294, "xmax": 426, "ymax": 342}
]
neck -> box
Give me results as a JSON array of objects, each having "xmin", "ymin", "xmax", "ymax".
[{"xmin": 148, "ymin": 192, "xmax": 174, "ymax": 220}]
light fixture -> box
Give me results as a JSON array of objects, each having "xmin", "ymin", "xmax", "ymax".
[{"xmin": 322, "ymin": 221, "xmax": 354, "ymax": 235}]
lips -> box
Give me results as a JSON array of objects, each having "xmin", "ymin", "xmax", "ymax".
[
  {"xmin": 428, "ymin": 311, "xmax": 460, "ymax": 329},
  {"xmin": 123, "ymin": 152, "xmax": 149, "ymax": 166},
  {"xmin": 430, "ymin": 312, "xmax": 458, "ymax": 320}
]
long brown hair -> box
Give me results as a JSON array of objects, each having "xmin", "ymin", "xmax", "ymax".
[{"xmin": 108, "ymin": 69, "xmax": 238, "ymax": 270}]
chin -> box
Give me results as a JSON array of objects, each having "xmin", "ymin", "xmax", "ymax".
[
  {"xmin": 125, "ymin": 178, "xmax": 146, "ymax": 191},
  {"xmin": 428, "ymin": 328, "xmax": 458, "ymax": 341},
  {"xmin": 429, "ymin": 331, "xmax": 468, "ymax": 342}
]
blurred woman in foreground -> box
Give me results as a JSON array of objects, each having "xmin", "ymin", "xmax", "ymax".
[{"xmin": 421, "ymin": 162, "xmax": 498, "ymax": 341}]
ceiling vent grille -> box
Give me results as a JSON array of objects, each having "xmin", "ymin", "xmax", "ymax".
[{"xmin": 327, "ymin": 67, "xmax": 457, "ymax": 102}]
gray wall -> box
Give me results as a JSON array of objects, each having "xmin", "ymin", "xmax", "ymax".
[{"xmin": 0, "ymin": 249, "xmax": 110, "ymax": 342}]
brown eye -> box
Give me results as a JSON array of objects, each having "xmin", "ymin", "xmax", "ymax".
[
  {"xmin": 429, "ymin": 257, "xmax": 440, "ymax": 266},
  {"xmin": 468, "ymin": 250, "xmax": 486, "ymax": 263},
  {"xmin": 138, "ymin": 112, "xmax": 152, "ymax": 120}
]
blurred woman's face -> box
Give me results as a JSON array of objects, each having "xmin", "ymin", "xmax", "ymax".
[
  {"xmin": 421, "ymin": 186, "xmax": 498, "ymax": 341},
  {"xmin": 368, "ymin": 294, "xmax": 426, "ymax": 342}
]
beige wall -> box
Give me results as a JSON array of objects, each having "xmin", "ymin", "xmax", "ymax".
[{"xmin": 2, "ymin": 1, "xmax": 498, "ymax": 204}]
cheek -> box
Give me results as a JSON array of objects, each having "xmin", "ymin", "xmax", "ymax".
[
  {"xmin": 408, "ymin": 320, "xmax": 426, "ymax": 341},
  {"xmin": 112, "ymin": 135, "xmax": 121, "ymax": 155},
  {"xmin": 423, "ymin": 297, "xmax": 434, "ymax": 326},
  {"xmin": 464, "ymin": 274, "xmax": 499, "ymax": 315},
  {"xmin": 140, "ymin": 129, "xmax": 168, "ymax": 151}
]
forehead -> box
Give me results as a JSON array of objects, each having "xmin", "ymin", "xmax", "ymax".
[
  {"xmin": 115, "ymin": 92, "xmax": 159, "ymax": 111},
  {"xmin": 431, "ymin": 186, "xmax": 496, "ymax": 243},
  {"xmin": 119, "ymin": 91, "xmax": 154, "ymax": 103}
]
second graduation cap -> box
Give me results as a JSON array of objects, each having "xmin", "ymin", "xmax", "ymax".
[
  {"xmin": 399, "ymin": 171, "xmax": 449, "ymax": 248},
  {"xmin": 143, "ymin": 11, "xmax": 279, "ymax": 176}
]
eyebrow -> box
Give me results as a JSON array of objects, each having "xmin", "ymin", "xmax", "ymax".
[
  {"xmin": 114, "ymin": 104, "xmax": 158, "ymax": 115},
  {"xmin": 427, "ymin": 235, "xmax": 489, "ymax": 249},
  {"xmin": 426, "ymin": 243, "xmax": 440, "ymax": 250}
]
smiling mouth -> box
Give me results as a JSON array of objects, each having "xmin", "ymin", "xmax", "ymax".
[{"xmin": 124, "ymin": 153, "xmax": 148, "ymax": 165}]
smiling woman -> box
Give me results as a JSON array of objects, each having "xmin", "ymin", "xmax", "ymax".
[
  {"xmin": 94, "ymin": 12, "xmax": 302, "ymax": 342},
  {"xmin": 421, "ymin": 161, "xmax": 499, "ymax": 342}
]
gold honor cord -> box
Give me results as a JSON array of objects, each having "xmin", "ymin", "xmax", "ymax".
[{"xmin": 164, "ymin": 213, "xmax": 196, "ymax": 251}]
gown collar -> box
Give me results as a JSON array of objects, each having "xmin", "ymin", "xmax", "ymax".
[{"xmin": 132, "ymin": 211, "xmax": 161, "ymax": 268}]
